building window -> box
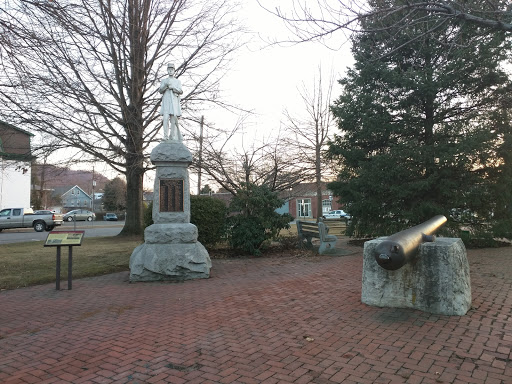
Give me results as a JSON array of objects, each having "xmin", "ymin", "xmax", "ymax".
[
  {"xmin": 322, "ymin": 199, "xmax": 332, "ymax": 214},
  {"xmin": 297, "ymin": 198, "xmax": 312, "ymax": 218}
]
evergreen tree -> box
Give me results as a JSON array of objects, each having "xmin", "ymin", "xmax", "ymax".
[
  {"xmin": 199, "ymin": 185, "xmax": 213, "ymax": 195},
  {"xmin": 102, "ymin": 177, "xmax": 127, "ymax": 212},
  {"xmin": 328, "ymin": 1, "xmax": 512, "ymax": 237}
]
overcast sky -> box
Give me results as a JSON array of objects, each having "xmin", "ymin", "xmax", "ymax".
[{"xmin": 206, "ymin": 1, "xmax": 354, "ymax": 144}]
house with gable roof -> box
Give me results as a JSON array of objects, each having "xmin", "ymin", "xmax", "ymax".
[{"xmin": 59, "ymin": 185, "xmax": 93, "ymax": 211}]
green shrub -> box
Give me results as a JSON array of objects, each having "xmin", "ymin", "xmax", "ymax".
[
  {"xmin": 229, "ymin": 216, "xmax": 267, "ymax": 255},
  {"xmin": 491, "ymin": 219, "xmax": 512, "ymax": 240},
  {"xmin": 443, "ymin": 225, "xmax": 502, "ymax": 248},
  {"xmin": 227, "ymin": 183, "xmax": 293, "ymax": 255},
  {"xmin": 190, "ymin": 195, "xmax": 228, "ymax": 247},
  {"xmin": 143, "ymin": 196, "xmax": 227, "ymax": 247},
  {"xmin": 463, "ymin": 229, "xmax": 500, "ymax": 248}
]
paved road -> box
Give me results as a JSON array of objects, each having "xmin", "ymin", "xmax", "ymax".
[{"xmin": 0, "ymin": 221, "xmax": 124, "ymax": 244}]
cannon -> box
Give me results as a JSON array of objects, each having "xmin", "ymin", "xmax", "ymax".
[{"xmin": 374, "ymin": 215, "xmax": 447, "ymax": 270}]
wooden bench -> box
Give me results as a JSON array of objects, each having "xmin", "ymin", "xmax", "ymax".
[{"xmin": 296, "ymin": 220, "xmax": 338, "ymax": 254}]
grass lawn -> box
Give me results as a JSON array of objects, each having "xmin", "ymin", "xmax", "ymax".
[
  {"xmin": 0, "ymin": 236, "xmax": 143, "ymax": 290},
  {"xmin": 0, "ymin": 224, "xmax": 308, "ymax": 290}
]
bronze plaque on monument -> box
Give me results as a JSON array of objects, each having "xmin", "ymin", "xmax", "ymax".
[{"xmin": 159, "ymin": 179, "xmax": 184, "ymax": 212}]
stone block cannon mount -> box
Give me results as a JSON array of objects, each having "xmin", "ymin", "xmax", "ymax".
[
  {"xmin": 362, "ymin": 215, "xmax": 471, "ymax": 316},
  {"xmin": 374, "ymin": 215, "xmax": 447, "ymax": 270}
]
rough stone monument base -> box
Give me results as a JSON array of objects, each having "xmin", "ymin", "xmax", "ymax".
[
  {"xmin": 362, "ymin": 238, "xmax": 471, "ymax": 316},
  {"xmin": 130, "ymin": 223, "xmax": 211, "ymax": 282},
  {"xmin": 129, "ymin": 139, "xmax": 211, "ymax": 282}
]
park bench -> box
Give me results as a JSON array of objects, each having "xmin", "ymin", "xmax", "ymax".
[{"xmin": 296, "ymin": 220, "xmax": 338, "ymax": 255}]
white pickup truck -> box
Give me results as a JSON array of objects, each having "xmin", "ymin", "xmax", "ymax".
[{"xmin": 0, "ymin": 208, "xmax": 64, "ymax": 232}]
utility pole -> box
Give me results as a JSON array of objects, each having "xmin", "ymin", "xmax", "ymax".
[
  {"xmin": 92, "ymin": 166, "xmax": 96, "ymax": 212},
  {"xmin": 197, "ymin": 115, "xmax": 204, "ymax": 195}
]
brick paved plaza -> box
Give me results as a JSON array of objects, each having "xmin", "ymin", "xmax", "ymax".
[{"xmin": 1, "ymin": 243, "xmax": 511, "ymax": 383}]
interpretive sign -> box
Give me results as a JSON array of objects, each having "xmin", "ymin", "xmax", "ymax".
[
  {"xmin": 160, "ymin": 179, "xmax": 184, "ymax": 212},
  {"xmin": 45, "ymin": 231, "xmax": 85, "ymax": 247},
  {"xmin": 44, "ymin": 231, "xmax": 85, "ymax": 290}
]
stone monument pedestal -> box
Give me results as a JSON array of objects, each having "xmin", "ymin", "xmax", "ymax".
[
  {"xmin": 362, "ymin": 238, "xmax": 471, "ymax": 316},
  {"xmin": 129, "ymin": 140, "xmax": 211, "ymax": 282}
]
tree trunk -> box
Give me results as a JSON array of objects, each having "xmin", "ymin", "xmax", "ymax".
[
  {"xmin": 39, "ymin": 162, "xmax": 46, "ymax": 209},
  {"xmin": 121, "ymin": 162, "xmax": 144, "ymax": 235},
  {"xmin": 121, "ymin": 132, "xmax": 144, "ymax": 235}
]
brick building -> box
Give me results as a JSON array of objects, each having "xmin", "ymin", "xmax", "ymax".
[
  {"xmin": 202, "ymin": 182, "xmax": 344, "ymax": 220},
  {"xmin": 0, "ymin": 121, "xmax": 33, "ymax": 209},
  {"xmin": 284, "ymin": 182, "xmax": 344, "ymax": 220}
]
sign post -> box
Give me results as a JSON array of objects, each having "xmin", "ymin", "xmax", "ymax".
[{"xmin": 45, "ymin": 231, "xmax": 85, "ymax": 290}]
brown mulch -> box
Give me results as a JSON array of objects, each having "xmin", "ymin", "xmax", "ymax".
[
  {"xmin": 208, "ymin": 235, "xmax": 511, "ymax": 260},
  {"xmin": 208, "ymin": 245, "xmax": 315, "ymax": 259},
  {"xmin": 207, "ymin": 236, "xmax": 364, "ymax": 259}
]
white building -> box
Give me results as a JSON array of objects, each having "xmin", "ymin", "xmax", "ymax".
[{"xmin": 0, "ymin": 122, "xmax": 33, "ymax": 209}]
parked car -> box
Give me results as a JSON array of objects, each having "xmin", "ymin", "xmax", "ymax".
[
  {"xmin": 104, "ymin": 213, "xmax": 118, "ymax": 221},
  {"xmin": 34, "ymin": 210, "xmax": 54, "ymax": 215},
  {"xmin": 63, "ymin": 209, "xmax": 96, "ymax": 222},
  {"xmin": 322, "ymin": 210, "xmax": 351, "ymax": 220},
  {"xmin": 0, "ymin": 208, "xmax": 63, "ymax": 232}
]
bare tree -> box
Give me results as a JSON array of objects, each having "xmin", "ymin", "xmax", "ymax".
[
  {"xmin": 196, "ymin": 116, "xmax": 306, "ymax": 195},
  {"xmin": 258, "ymin": 0, "xmax": 512, "ymax": 46},
  {"xmin": 31, "ymin": 157, "xmax": 66, "ymax": 210},
  {"xmin": 0, "ymin": 0, "xmax": 245, "ymax": 235},
  {"xmin": 282, "ymin": 66, "xmax": 336, "ymax": 221}
]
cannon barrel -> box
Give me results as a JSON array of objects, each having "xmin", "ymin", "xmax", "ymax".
[{"xmin": 374, "ymin": 215, "xmax": 447, "ymax": 270}]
